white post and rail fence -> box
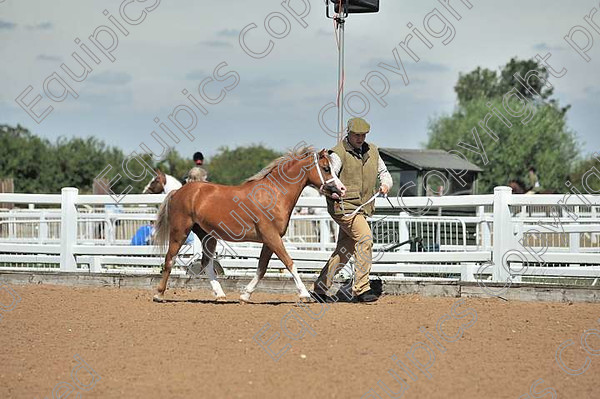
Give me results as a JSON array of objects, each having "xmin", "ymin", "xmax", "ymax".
[{"xmin": 0, "ymin": 187, "xmax": 599, "ymax": 284}]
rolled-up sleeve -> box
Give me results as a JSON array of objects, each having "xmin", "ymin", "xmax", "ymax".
[
  {"xmin": 378, "ymin": 156, "xmax": 393, "ymax": 190},
  {"xmin": 328, "ymin": 153, "xmax": 344, "ymax": 185}
]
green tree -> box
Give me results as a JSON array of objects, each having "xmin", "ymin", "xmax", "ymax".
[
  {"xmin": 155, "ymin": 149, "xmax": 190, "ymax": 182},
  {"xmin": 427, "ymin": 57, "xmax": 580, "ymax": 193},
  {"xmin": 0, "ymin": 124, "xmax": 137, "ymax": 194},
  {"xmin": 0, "ymin": 124, "xmax": 55, "ymax": 193},
  {"xmin": 454, "ymin": 58, "xmax": 569, "ymax": 113},
  {"xmin": 571, "ymin": 157, "xmax": 600, "ymax": 194},
  {"xmin": 206, "ymin": 145, "xmax": 282, "ymax": 185},
  {"xmin": 426, "ymin": 98, "xmax": 579, "ymax": 193},
  {"xmin": 51, "ymin": 137, "xmax": 126, "ymax": 194},
  {"xmin": 454, "ymin": 67, "xmax": 503, "ymax": 104}
]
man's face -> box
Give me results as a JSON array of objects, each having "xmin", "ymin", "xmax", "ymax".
[
  {"xmin": 195, "ymin": 160, "xmax": 203, "ymax": 166},
  {"xmin": 347, "ymin": 132, "xmax": 367, "ymax": 149}
]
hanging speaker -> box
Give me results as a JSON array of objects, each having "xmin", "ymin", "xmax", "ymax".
[{"xmin": 333, "ymin": 0, "xmax": 379, "ymax": 14}]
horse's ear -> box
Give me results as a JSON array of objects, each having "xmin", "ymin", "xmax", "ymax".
[{"xmin": 318, "ymin": 148, "xmax": 327, "ymax": 158}]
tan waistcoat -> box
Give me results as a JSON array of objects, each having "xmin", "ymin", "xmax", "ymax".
[{"xmin": 327, "ymin": 140, "xmax": 379, "ymax": 216}]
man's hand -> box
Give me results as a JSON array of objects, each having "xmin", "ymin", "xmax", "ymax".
[{"xmin": 379, "ymin": 184, "xmax": 389, "ymax": 195}]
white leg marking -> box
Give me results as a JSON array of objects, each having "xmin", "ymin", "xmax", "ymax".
[
  {"xmin": 241, "ymin": 274, "xmax": 261, "ymax": 302},
  {"xmin": 206, "ymin": 259, "xmax": 226, "ymax": 299},
  {"xmin": 241, "ymin": 256, "xmax": 269, "ymax": 302},
  {"xmin": 290, "ymin": 266, "xmax": 310, "ymax": 298}
]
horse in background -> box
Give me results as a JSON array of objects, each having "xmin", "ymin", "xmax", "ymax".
[
  {"xmin": 143, "ymin": 169, "xmax": 182, "ymax": 194},
  {"xmin": 508, "ymin": 179, "xmax": 528, "ymax": 194},
  {"xmin": 508, "ymin": 179, "xmax": 556, "ymax": 217},
  {"xmin": 133, "ymin": 170, "xmax": 182, "ymax": 246},
  {"xmin": 508, "ymin": 179, "xmax": 554, "ymax": 194}
]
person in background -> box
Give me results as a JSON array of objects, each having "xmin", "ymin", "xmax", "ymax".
[
  {"xmin": 186, "ymin": 166, "xmax": 208, "ymax": 183},
  {"xmin": 183, "ymin": 151, "xmax": 208, "ymax": 183},
  {"xmin": 527, "ymin": 166, "xmax": 541, "ymax": 194},
  {"xmin": 131, "ymin": 222, "xmax": 154, "ymax": 245},
  {"xmin": 193, "ymin": 151, "xmax": 204, "ymax": 167}
]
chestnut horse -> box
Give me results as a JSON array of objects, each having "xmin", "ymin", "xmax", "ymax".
[{"xmin": 153, "ymin": 147, "xmax": 344, "ymax": 303}]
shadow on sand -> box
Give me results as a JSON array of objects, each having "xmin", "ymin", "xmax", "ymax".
[{"xmin": 152, "ymin": 297, "xmax": 302, "ymax": 306}]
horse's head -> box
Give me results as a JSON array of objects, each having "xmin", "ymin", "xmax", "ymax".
[
  {"xmin": 307, "ymin": 149, "xmax": 346, "ymax": 200},
  {"xmin": 143, "ymin": 169, "xmax": 166, "ymax": 194},
  {"xmin": 508, "ymin": 179, "xmax": 526, "ymax": 194}
]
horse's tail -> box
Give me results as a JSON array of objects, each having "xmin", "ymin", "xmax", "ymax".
[{"xmin": 154, "ymin": 191, "xmax": 175, "ymax": 254}]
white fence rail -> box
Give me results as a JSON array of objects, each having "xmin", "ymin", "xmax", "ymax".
[{"xmin": 1, "ymin": 187, "xmax": 599, "ymax": 283}]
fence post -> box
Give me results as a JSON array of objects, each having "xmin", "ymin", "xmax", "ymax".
[
  {"xmin": 60, "ymin": 187, "xmax": 78, "ymax": 272},
  {"xmin": 398, "ymin": 212, "xmax": 410, "ymax": 252},
  {"xmin": 39, "ymin": 211, "xmax": 48, "ymax": 244},
  {"xmin": 319, "ymin": 218, "xmax": 330, "ymax": 251},
  {"xmin": 8, "ymin": 210, "xmax": 15, "ymax": 240},
  {"xmin": 492, "ymin": 186, "xmax": 513, "ymax": 282}
]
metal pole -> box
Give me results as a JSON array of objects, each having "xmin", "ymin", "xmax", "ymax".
[{"xmin": 336, "ymin": 16, "xmax": 345, "ymax": 143}]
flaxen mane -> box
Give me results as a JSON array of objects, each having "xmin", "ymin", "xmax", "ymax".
[{"xmin": 245, "ymin": 146, "xmax": 315, "ymax": 182}]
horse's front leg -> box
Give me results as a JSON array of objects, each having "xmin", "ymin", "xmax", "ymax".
[{"xmin": 265, "ymin": 236, "xmax": 311, "ymax": 301}]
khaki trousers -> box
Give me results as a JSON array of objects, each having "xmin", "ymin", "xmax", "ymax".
[{"xmin": 314, "ymin": 213, "xmax": 373, "ymax": 296}]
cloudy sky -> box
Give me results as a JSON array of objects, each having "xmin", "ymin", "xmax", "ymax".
[{"xmin": 1, "ymin": 0, "xmax": 599, "ymax": 160}]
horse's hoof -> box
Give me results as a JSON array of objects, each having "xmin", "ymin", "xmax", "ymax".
[
  {"xmin": 298, "ymin": 295, "xmax": 313, "ymax": 303},
  {"xmin": 215, "ymin": 295, "xmax": 227, "ymax": 302},
  {"xmin": 153, "ymin": 294, "xmax": 165, "ymax": 303},
  {"xmin": 240, "ymin": 293, "xmax": 251, "ymax": 303}
]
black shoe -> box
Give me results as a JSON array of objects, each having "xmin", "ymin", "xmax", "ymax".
[
  {"xmin": 310, "ymin": 291, "xmax": 335, "ymax": 303},
  {"xmin": 355, "ymin": 290, "xmax": 379, "ymax": 303}
]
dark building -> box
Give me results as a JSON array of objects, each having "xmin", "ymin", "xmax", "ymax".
[{"xmin": 379, "ymin": 148, "xmax": 482, "ymax": 196}]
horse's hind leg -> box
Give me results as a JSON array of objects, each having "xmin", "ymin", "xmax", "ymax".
[
  {"xmin": 154, "ymin": 221, "xmax": 193, "ymax": 302},
  {"xmin": 154, "ymin": 241, "xmax": 182, "ymax": 302},
  {"xmin": 240, "ymin": 244, "xmax": 273, "ymax": 302},
  {"xmin": 197, "ymin": 231, "xmax": 227, "ymax": 300}
]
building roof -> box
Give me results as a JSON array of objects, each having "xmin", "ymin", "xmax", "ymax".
[{"xmin": 379, "ymin": 148, "xmax": 483, "ymax": 172}]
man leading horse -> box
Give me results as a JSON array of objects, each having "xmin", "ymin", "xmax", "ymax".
[{"xmin": 312, "ymin": 117, "xmax": 393, "ymax": 303}]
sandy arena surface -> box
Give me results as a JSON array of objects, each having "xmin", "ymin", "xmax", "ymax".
[{"xmin": 1, "ymin": 284, "xmax": 599, "ymax": 398}]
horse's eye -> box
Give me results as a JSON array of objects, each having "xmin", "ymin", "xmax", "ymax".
[{"xmin": 324, "ymin": 166, "xmax": 331, "ymax": 173}]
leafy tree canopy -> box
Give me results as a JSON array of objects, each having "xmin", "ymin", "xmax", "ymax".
[
  {"xmin": 206, "ymin": 145, "xmax": 282, "ymax": 185},
  {"xmin": 427, "ymin": 58, "xmax": 580, "ymax": 193},
  {"xmin": 0, "ymin": 124, "xmax": 174, "ymax": 194},
  {"xmin": 0, "ymin": 125, "xmax": 285, "ymax": 193},
  {"xmin": 570, "ymin": 157, "xmax": 600, "ymax": 194}
]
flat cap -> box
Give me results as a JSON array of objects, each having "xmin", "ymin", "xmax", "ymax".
[{"xmin": 347, "ymin": 117, "xmax": 370, "ymax": 133}]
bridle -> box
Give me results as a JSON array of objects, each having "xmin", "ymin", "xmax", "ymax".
[{"xmin": 313, "ymin": 152, "xmax": 337, "ymax": 193}]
